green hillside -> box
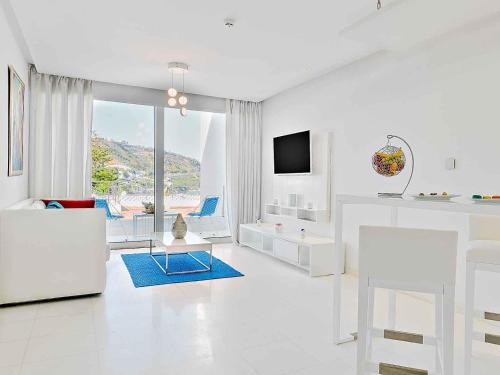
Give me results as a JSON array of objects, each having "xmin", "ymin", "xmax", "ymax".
[
  {"xmin": 98, "ymin": 137, "xmax": 200, "ymax": 175},
  {"xmin": 93, "ymin": 136, "xmax": 201, "ymax": 194}
]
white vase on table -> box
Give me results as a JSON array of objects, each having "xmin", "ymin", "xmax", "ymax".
[{"xmin": 171, "ymin": 214, "xmax": 187, "ymax": 239}]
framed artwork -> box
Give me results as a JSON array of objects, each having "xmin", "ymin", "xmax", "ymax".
[{"xmin": 8, "ymin": 65, "xmax": 25, "ymax": 176}]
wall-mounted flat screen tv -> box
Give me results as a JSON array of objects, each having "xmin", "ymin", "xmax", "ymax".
[{"xmin": 273, "ymin": 130, "xmax": 311, "ymax": 174}]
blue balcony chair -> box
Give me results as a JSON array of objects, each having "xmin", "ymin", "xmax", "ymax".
[
  {"xmin": 188, "ymin": 196, "xmax": 219, "ymax": 218},
  {"xmin": 95, "ymin": 198, "xmax": 127, "ymax": 240},
  {"xmin": 95, "ymin": 198, "xmax": 124, "ymax": 220}
]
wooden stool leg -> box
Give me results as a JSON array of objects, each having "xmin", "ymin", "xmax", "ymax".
[{"xmin": 464, "ymin": 261, "xmax": 476, "ymax": 375}]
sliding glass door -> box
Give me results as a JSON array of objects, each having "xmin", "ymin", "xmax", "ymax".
[
  {"xmin": 91, "ymin": 99, "xmax": 228, "ymax": 243},
  {"xmin": 91, "ymin": 100, "xmax": 155, "ymax": 240}
]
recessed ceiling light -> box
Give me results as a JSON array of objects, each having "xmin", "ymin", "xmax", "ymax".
[{"xmin": 224, "ymin": 18, "xmax": 235, "ymax": 29}]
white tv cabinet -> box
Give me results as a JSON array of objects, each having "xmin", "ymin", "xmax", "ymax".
[{"xmin": 239, "ymin": 223, "xmax": 345, "ymax": 277}]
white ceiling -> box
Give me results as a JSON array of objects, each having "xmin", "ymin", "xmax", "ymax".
[{"xmin": 9, "ymin": 0, "xmax": 500, "ymax": 101}]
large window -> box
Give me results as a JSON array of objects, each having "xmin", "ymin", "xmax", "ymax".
[{"xmin": 92, "ymin": 100, "xmax": 227, "ymax": 242}]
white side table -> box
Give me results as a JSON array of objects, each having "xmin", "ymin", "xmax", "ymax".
[{"xmin": 150, "ymin": 231, "xmax": 213, "ymax": 275}]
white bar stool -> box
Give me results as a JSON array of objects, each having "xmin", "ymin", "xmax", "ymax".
[
  {"xmin": 464, "ymin": 215, "xmax": 500, "ymax": 375},
  {"xmin": 357, "ymin": 226, "xmax": 458, "ymax": 375}
]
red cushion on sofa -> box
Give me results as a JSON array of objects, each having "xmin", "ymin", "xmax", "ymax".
[{"xmin": 41, "ymin": 199, "xmax": 96, "ymax": 208}]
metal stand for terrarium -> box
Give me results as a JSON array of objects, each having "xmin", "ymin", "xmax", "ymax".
[{"xmin": 374, "ymin": 135, "xmax": 414, "ymax": 198}]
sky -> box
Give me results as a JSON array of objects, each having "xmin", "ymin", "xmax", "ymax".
[{"xmin": 92, "ymin": 100, "xmax": 217, "ymax": 161}]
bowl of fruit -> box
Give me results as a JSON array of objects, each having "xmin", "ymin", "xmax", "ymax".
[{"xmin": 372, "ymin": 145, "xmax": 406, "ymax": 177}]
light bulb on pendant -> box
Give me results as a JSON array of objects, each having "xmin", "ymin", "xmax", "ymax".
[
  {"xmin": 167, "ymin": 88, "xmax": 177, "ymax": 97},
  {"xmin": 180, "ymin": 107, "xmax": 187, "ymax": 117},
  {"xmin": 168, "ymin": 70, "xmax": 177, "ymax": 97},
  {"xmin": 168, "ymin": 97, "xmax": 177, "ymax": 107},
  {"xmin": 178, "ymin": 71, "xmax": 188, "ymax": 107},
  {"xmin": 178, "ymin": 95, "xmax": 188, "ymax": 106}
]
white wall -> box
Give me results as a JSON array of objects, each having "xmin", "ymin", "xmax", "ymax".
[
  {"xmin": 262, "ymin": 18, "xmax": 500, "ymax": 305},
  {"xmin": 0, "ymin": 2, "xmax": 30, "ymax": 209}
]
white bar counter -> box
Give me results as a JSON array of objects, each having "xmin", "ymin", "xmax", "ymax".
[{"xmin": 333, "ymin": 194, "xmax": 500, "ymax": 344}]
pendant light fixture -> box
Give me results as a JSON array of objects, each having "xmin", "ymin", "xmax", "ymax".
[{"xmin": 167, "ymin": 62, "xmax": 189, "ymax": 116}]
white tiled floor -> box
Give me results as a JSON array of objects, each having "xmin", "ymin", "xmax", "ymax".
[{"xmin": 1, "ymin": 243, "xmax": 499, "ymax": 374}]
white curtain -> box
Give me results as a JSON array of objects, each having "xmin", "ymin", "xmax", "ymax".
[
  {"xmin": 225, "ymin": 99, "xmax": 262, "ymax": 243},
  {"xmin": 29, "ymin": 66, "xmax": 93, "ymax": 199}
]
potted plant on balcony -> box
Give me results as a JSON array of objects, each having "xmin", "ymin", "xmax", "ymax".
[{"xmin": 142, "ymin": 201, "xmax": 155, "ymax": 214}]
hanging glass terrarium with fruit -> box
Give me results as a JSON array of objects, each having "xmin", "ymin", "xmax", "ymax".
[{"xmin": 372, "ymin": 135, "xmax": 414, "ymax": 198}]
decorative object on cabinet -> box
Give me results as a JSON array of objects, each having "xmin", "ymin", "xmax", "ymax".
[{"xmin": 296, "ymin": 194, "xmax": 304, "ymax": 208}]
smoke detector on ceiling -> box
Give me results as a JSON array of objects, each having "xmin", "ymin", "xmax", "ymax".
[{"xmin": 224, "ymin": 18, "xmax": 235, "ymax": 29}]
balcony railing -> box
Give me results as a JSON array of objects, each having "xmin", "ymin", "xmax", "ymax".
[{"xmin": 93, "ymin": 179, "xmax": 229, "ymax": 241}]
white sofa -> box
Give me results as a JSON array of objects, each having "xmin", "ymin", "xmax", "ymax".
[{"xmin": 0, "ymin": 199, "xmax": 108, "ymax": 305}]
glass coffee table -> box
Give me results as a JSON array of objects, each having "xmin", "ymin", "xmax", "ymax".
[{"xmin": 148, "ymin": 232, "xmax": 213, "ymax": 275}]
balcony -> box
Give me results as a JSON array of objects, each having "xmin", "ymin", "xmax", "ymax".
[{"xmin": 92, "ymin": 180, "xmax": 230, "ymax": 246}]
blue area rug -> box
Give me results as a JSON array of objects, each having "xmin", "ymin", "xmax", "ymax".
[{"xmin": 121, "ymin": 251, "xmax": 244, "ymax": 288}]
